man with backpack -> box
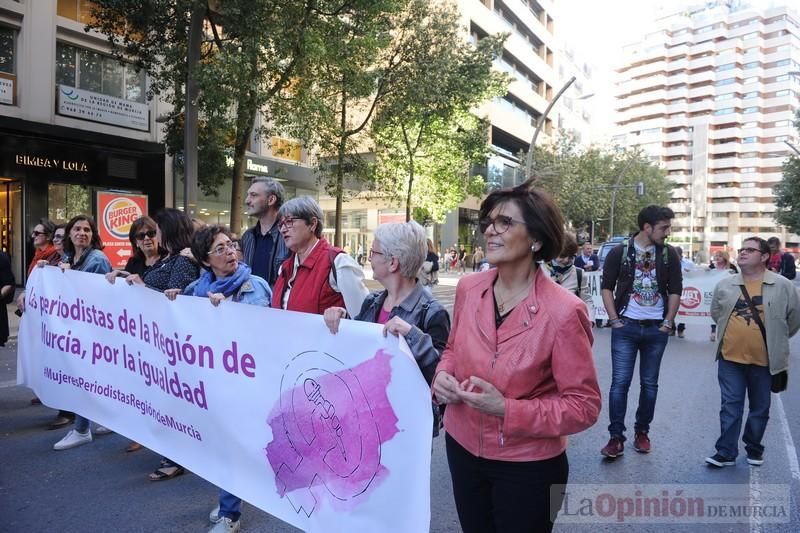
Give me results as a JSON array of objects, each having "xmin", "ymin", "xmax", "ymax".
[{"xmin": 600, "ymin": 206, "xmax": 683, "ymax": 458}]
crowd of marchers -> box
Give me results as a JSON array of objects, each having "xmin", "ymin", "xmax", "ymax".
[{"xmin": 12, "ymin": 176, "xmax": 800, "ymax": 533}]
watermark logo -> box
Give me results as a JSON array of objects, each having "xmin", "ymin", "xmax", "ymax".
[{"xmin": 552, "ymin": 484, "xmax": 790, "ymax": 524}]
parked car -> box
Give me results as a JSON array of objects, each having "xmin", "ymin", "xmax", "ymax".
[{"xmin": 597, "ymin": 236, "xmax": 627, "ymax": 270}]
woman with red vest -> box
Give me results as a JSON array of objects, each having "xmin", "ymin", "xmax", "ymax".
[{"xmin": 272, "ymin": 196, "xmax": 368, "ymax": 317}]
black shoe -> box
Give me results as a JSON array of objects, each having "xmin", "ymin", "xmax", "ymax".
[
  {"xmin": 705, "ymin": 453, "xmax": 735, "ymax": 467},
  {"xmin": 746, "ymin": 452, "xmax": 764, "ymax": 466}
]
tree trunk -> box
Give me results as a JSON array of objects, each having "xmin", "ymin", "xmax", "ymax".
[
  {"xmin": 334, "ymin": 87, "xmax": 348, "ymax": 248},
  {"xmin": 229, "ymin": 95, "xmax": 258, "ymax": 234},
  {"xmin": 405, "ymin": 162, "xmax": 414, "ymax": 222},
  {"xmin": 334, "ymin": 143, "xmax": 345, "ymax": 248}
]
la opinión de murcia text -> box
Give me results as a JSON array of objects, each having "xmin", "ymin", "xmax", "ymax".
[{"xmin": 28, "ymin": 288, "xmax": 258, "ymax": 411}]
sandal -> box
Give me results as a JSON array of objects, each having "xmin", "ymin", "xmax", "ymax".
[
  {"xmin": 148, "ymin": 464, "xmax": 184, "ymax": 481},
  {"xmin": 126, "ymin": 441, "xmax": 143, "ymax": 453}
]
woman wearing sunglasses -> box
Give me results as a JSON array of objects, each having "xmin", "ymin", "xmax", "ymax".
[
  {"xmin": 106, "ymin": 216, "xmax": 167, "ymax": 284},
  {"xmin": 104, "ymin": 216, "xmax": 167, "ymax": 452},
  {"xmin": 17, "ymin": 219, "xmax": 66, "ymax": 421},
  {"xmin": 432, "ymin": 182, "xmax": 601, "ymax": 533}
]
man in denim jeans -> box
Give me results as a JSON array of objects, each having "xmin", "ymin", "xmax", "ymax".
[
  {"xmin": 599, "ymin": 206, "xmax": 683, "ymax": 458},
  {"xmin": 705, "ymin": 237, "xmax": 800, "ymax": 468}
]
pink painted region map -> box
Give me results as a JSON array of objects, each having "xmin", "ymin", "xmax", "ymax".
[{"xmin": 265, "ymin": 349, "xmax": 399, "ymax": 517}]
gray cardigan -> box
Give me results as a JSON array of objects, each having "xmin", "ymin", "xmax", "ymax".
[{"xmin": 710, "ymin": 270, "xmax": 800, "ymax": 375}]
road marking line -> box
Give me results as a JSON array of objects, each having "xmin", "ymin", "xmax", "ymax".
[
  {"xmin": 773, "ymin": 394, "xmax": 800, "ymax": 481},
  {"xmin": 749, "ymin": 464, "xmax": 763, "ymax": 533},
  {"xmin": 0, "ymin": 379, "xmax": 18, "ymax": 389}
]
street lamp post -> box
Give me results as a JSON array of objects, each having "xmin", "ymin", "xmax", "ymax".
[
  {"xmin": 183, "ymin": 2, "xmax": 205, "ymax": 219},
  {"xmin": 525, "ymin": 76, "xmax": 576, "ymax": 180}
]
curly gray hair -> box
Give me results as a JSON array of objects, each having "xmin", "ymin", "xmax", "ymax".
[{"xmin": 373, "ymin": 221, "xmax": 427, "ymax": 279}]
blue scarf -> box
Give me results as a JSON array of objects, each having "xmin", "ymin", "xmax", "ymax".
[{"xmin": 193, "ymin": 262, "xmax": 252, "ymax": 298}]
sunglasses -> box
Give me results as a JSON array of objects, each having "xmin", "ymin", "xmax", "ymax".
[
  {"xmin": 31, "ymin": 230, "xmax": 47, "ymax": 237},
  {"xmin": 135, "ymin": 229, "xmax": 157, "ymax": 241}
]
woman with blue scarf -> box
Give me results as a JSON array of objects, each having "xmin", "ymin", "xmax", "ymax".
[{"xmin": 165, "ymin": 224, "xmax": 270, "ymax": 533}]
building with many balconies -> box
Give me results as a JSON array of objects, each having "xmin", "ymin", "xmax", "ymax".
[{"xmin": 613, "ymin": 1, "xmax": 800, "ymax": 259}]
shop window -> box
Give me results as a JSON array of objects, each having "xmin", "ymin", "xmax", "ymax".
[
  {"xmin": 48, "ymin": 183, "xmax": 91, "ymax": 224},
  {"xmin": 55, "ymin": 42, "xmax": 146, "ymax": 103}
]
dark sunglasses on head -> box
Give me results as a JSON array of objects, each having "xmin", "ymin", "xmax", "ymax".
[{"xmin": 135, "ymin": 229, "xmax": 157, "ymax": 241}]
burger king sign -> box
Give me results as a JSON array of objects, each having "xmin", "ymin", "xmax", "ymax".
[{"xmin": 97, "ymin": 192, "xmax": 148, "ymax": 268}]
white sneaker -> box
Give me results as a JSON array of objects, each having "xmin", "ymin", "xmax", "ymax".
[
  {"xmin": 53, "ymin": 429, "xmax": 92, "ymax": 450},
  {"xmin": 94, "ymin": 425, "xmax": 113, "ymax": 435},
  {"xmin": 209, "ymin": 505, "xmax": 221, "ymax": 524},
  {"xmin": 208, "ymin": 517, "xmax": 240, "ymax": 533}
]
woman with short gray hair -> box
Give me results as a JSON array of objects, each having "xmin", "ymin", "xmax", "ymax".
[
  {"xmin": 272, "ymin": 196, "xmax": 368, "ymax": 317},
  {"xmin": 324, "ymin": 221, "xmax": 451, "ymax": 435}
]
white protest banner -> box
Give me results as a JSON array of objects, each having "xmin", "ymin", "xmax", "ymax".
[
  {"xmin": 17, "ymin": 266, "xmax": 432, "ymax": 532},
  {"xmin": 585, "ymin": 269, "xmax": 732, "ymax": 326}
]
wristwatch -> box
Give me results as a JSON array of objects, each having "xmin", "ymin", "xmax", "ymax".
[{"xmin": 661, "ymin": 319, "xmax": 674, "ymax": 329}]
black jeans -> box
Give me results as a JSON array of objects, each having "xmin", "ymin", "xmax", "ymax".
[{"xmin": 446, "ymin": 434, "xmax": 569, "ymax": 533}]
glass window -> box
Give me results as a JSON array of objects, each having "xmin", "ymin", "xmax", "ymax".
[
  {"xmin": 717, "ymin": 63, "xmax": 735, "ymax": 71},
  {"xmin": 743, "ymin": 136, "xmax": 757, "ymax": 143},
  {"xmin": 715, "ymin": 78, "xmax": 735, "ymax": 86},
  {"xmin": 0, "ymin": 26, "xmax": 14, "ymax": 74},
  {"xmin": 55, "ymin": 42, "xmax": 77, "ymax": 87},
  {"xmin": 743, "ymin": 106, "xmax": 758, "ymax": 113},
  {"xmin": 55, "ymin": 42, "xmax": 146, "ymax": 103},
  {"xmin": 715, "ymin": 93, "xmax": 735, "ymax": 100},
  {"xmin": 743, "ymin": 91, "xmax": 758, "ymax": 98},
  {"xmin": 102, "ymin": 59, "xmax": 124, "ymax": 99},
  {"xmin": 47, "ymin": 183, "xmax": 91, "ymax": 223},
  {"xmin": 78, "ymin": 49, "xmax": 102, "ymax": 93},
  {"xmin": 714, "ymin": 108, "xmax": 734, "ymax": 115},
  {"xmin": 743, "ymin": 76, "xmax": 759, "ymax": 84},
  {"xmin": 744, "ymin": 62, "xmax": 760, "ymax": 69}
]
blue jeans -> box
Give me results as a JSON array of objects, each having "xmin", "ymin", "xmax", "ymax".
[
  {"xmin": 608, "ymin": 319, "xmax": 669, "ymax": 439},
  {"xmin": 715, "ymin": 358, "xmax": 771, "ymax": 459},
  {"xmin": 219, "ymin": 489, "xmax": 242, "ymax": 522},
  {"xmin": 74, "ymin": 415, "xmax": 90, "ymax": 434}
]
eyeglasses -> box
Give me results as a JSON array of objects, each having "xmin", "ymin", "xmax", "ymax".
[
  {"xmin": 368, "ymin": 249, "xmax": 385, "ymax": 261},
  {"xmin": 210, "ymin": 242, "xmax": 238, "ymax": 256},
  {"xmin": 278, "ymin": 217, "xmax": 299, "ymax": 229},
  {"xmin": 134, "ymin": 229, "xmax": 157, "ymax": 241},
  {"xmin": 31, "ymin": 230, "xmax": 47, "ymax": 237},
  {"xmin": 478, "ymin": 214, "xmax": 525, "ymax": 235},
  {"xmin": 738, "ymin": 247, "xmax": 764, "ymax": 255}
]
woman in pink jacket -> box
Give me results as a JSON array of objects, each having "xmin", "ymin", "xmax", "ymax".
[{"xmin": 433, "ymin": 183, "xmax": 601, "ymax": 533}]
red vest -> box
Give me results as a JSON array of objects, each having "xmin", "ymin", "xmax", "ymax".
[{"xmin": 271, "ymin": 238, "xmax": 345, "ymax": 315}]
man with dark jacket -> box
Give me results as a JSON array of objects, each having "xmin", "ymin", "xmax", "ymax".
[
  {"xmin": 574, "ymin": 241, "xmax": 600, "ymax": 272},
  {"xmin": 240, "ymin": 177, "xmax": 290, "ymax": 287},
  {"xmin": 766, "ymin": 237, "xmax": 796, "ymax": 280},
  {"xmin": 600, "ymin": 205, "xmax": 683, "ymax": 459}
]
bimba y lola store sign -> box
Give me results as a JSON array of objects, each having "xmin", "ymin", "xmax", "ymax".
[{"xmin": 14, "ymin": 154, "xmax": 89, "ymax": 173}]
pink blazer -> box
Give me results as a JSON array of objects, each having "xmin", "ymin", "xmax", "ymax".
[{"xmin": 436, "ymin": 267, "xmax": 601, "ymax": 461}]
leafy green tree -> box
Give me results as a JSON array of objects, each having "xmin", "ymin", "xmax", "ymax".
[
  {"xmin": 87, "ymin": 0, "xmax": 349, "ymax": 231},
  {"xmin": 371, "ymin": 2, "xmax": 508, "ymax": 223},
  {"xmin": 278, "ymin": 0, "xmax": 421, "ymax": 246},
  {"xmin": 532, "ymin": 135, "xmax": 673, "ymax": 240},
  {"xmin": 774, "ymin": 111, "xmax": 800, "ymax": 234}
]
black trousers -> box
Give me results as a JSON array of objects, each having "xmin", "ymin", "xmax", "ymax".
[{"xmin": 446, "ymin": 434, "xmax": 569, "ymax": 533}]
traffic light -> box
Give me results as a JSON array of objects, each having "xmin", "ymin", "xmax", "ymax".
[{"xmin": 636, "ymin": 182, "xmax": 645, "ymax": 197}]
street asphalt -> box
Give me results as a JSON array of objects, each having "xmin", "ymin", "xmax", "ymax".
[{"xmin": 2, "ymin": 273, "xmax": 800, "ymax": 532}]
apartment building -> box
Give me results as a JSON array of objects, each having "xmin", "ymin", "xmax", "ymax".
[{"xmin": 613, "ymin": 1, "xmax": 800, "ymax": 258}]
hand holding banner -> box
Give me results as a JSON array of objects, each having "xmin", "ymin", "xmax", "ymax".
[{"xmin": 18, "ymin": 266, "xmax": 432, "ymax": 532}]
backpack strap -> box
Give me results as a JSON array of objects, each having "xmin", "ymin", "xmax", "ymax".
[{"xmin": 327, "ymin": 248, "xmax": 343, "ymax": 285}]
